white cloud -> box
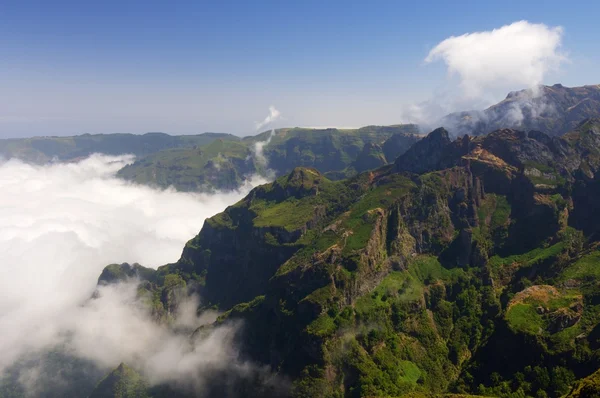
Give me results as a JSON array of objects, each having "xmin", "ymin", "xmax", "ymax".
[
  {"xmin": 403, "ymin": 21, "xmax": 568, "ymax": 131},
  {"xmin": 0, "ymin": 154, "xmax": 264, "ymax": 394},
  {"xmin": 425, "ymin": 20, "xmax": 566, "ymax": 98}
]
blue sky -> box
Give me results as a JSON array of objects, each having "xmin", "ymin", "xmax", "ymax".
[{"xmin": 0, "ymin": 0, "xmax": 599, "ymax": 137}]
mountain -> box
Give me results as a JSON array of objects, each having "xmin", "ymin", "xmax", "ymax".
[
  {"xmin": 117, "ymin": 125, "xmax": 421, "ymax": 192},
  {"xmin": 0, "ymin": 132, "xmax": 238, "ymax": 164},
  {"xmin": 441, "ymin": 84, "xmax": 600, "ymax": 137},
  {"xmin": 92, "ymin": 119, "xmax": 600, "ymax": 397},
  {"xmin": 116, "ymin": 138, "xmax": 255, "ymax": 191}
]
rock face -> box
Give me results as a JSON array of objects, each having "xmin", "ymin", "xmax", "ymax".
[
  {"xmin": 394, "ymin": 127, "xmax": 454, "ymax": 174},
  {"xmin": 441, "ymin": 84, "xmax": 600, "ymax": 136}
]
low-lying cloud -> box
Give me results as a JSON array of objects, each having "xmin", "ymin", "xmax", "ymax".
[
  {"xmin": 404, "ymin": 20, "xmax": 568, "ymax": 132},
  {"xmin": 0, "ymin": 154, "xmax": 264, "ymax": 395}
]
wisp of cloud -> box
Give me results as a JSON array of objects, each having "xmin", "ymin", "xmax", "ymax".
[
  {"xmin": 253, "ymin": 106, "xmax": 282, "ymax": 171},
  {"xmin": 0, "ymin": 154, "xmax": 261, "ymax": 395}
]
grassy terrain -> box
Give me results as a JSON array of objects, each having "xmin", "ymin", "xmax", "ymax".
[
  {"xmin": 505, "ymin": 285, "xmax": 582, "ymax": 335},
  {"xmin": 560, "ymin": 251, "xmax": 600, "ymax": 281},
  {"xmin": 249, "ymin": 169, "xmax": 349, "ymax": 232}
]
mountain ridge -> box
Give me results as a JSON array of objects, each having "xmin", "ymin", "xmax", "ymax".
[{"xmin": 441, "ymin": 84, "xmax": 600, "ymax": 137}]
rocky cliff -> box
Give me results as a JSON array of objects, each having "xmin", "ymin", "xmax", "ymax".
[{"xmin": 94, "ymin": 119, "xmax": 600, "ymax": 397}]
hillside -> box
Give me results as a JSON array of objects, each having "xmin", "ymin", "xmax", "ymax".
[
  {"xmin": 116, "ymin": 138, "xmax": 255, "ymax": 191},
  {"xmin": 442, "ymin": 84, "xmax": 600, "ymax": 137},
  {"xmin": 91, "ymin": 119, "xmax": 600, "ymax": 397},
  {"xmin": 0, "ymin": 132, "xmax": 238, "ymax": 164},
  {"xmin": 117, "ymin": 125, "xmax": 421, "ymax": 192}
]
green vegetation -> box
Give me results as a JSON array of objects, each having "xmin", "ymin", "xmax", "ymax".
[
  {"xmin": 506, "ymin": 303, "xmax": 545, "ymax": 334},
  {"xmin": 249, "ymin": 169, "xmax": 350, "ymax": 231},
  {"xmin": 560, "ymin": 250, "xmax": 600, "ymax": 281},
  {"xmin": 488, "ymin": 243, "xmax": 564, "ymax": 270},
  {"xmin": 117, "ymin": 138, "xmax": 253, "ymax": 191},
  {"xmin": 505, "ymin": 286, "xmax": 582, "ymax": 335},
  {"xmin": 488, "ymin": 242, "xmax": 565, "ymax": 287},
  {"xmin": 566, "ymin": 368, "xmax": 600, "ymax": 397}
]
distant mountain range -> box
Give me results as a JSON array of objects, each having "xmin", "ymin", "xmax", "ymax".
[
  {"xmin": 0, "ymin": 132, "xmax": 237, "ymax": 164},
  {"xmin": 117, "ymin": 125, "xmax": 421, "ymax": 191},
  {"xmin": 1, "ymin": 84, "xmax": 599, "ymax": 193},
  {"xmin": 0, "ymin": 124, "xmax": 421, "ymax": 191}
]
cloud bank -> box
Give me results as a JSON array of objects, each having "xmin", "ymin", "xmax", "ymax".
[
  {"xmin": 0, "ymin": 155, "xmax": 264, "ymax": 395},
  {"xmin": 404, "ymin": 20, "xmax": 568, "ymax": 130}
]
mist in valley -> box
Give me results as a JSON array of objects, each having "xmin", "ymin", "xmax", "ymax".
[{"xmin": 0, "ymin": 154, "xmax": 271, "ymax": 396}]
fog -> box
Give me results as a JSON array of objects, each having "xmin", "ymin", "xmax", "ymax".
[{"xmin": 0, "ymin": 154, "xmax": 267, "ymax": 395}]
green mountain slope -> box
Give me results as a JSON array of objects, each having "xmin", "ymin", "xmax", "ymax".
[
  {"xmin": 93, "ymin": 118, "xmax": 600, "ymax": 397},
  {"xmin": 244, "ymin": 125, "xmax": 420, "ymax": 175},
  {"xmin": 116, "ymin": 138, "xmax": 255, "ymax": 191},
  {"xmin": 117, "ymin": 125, "xmax": 421, "ymax": 192}
]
